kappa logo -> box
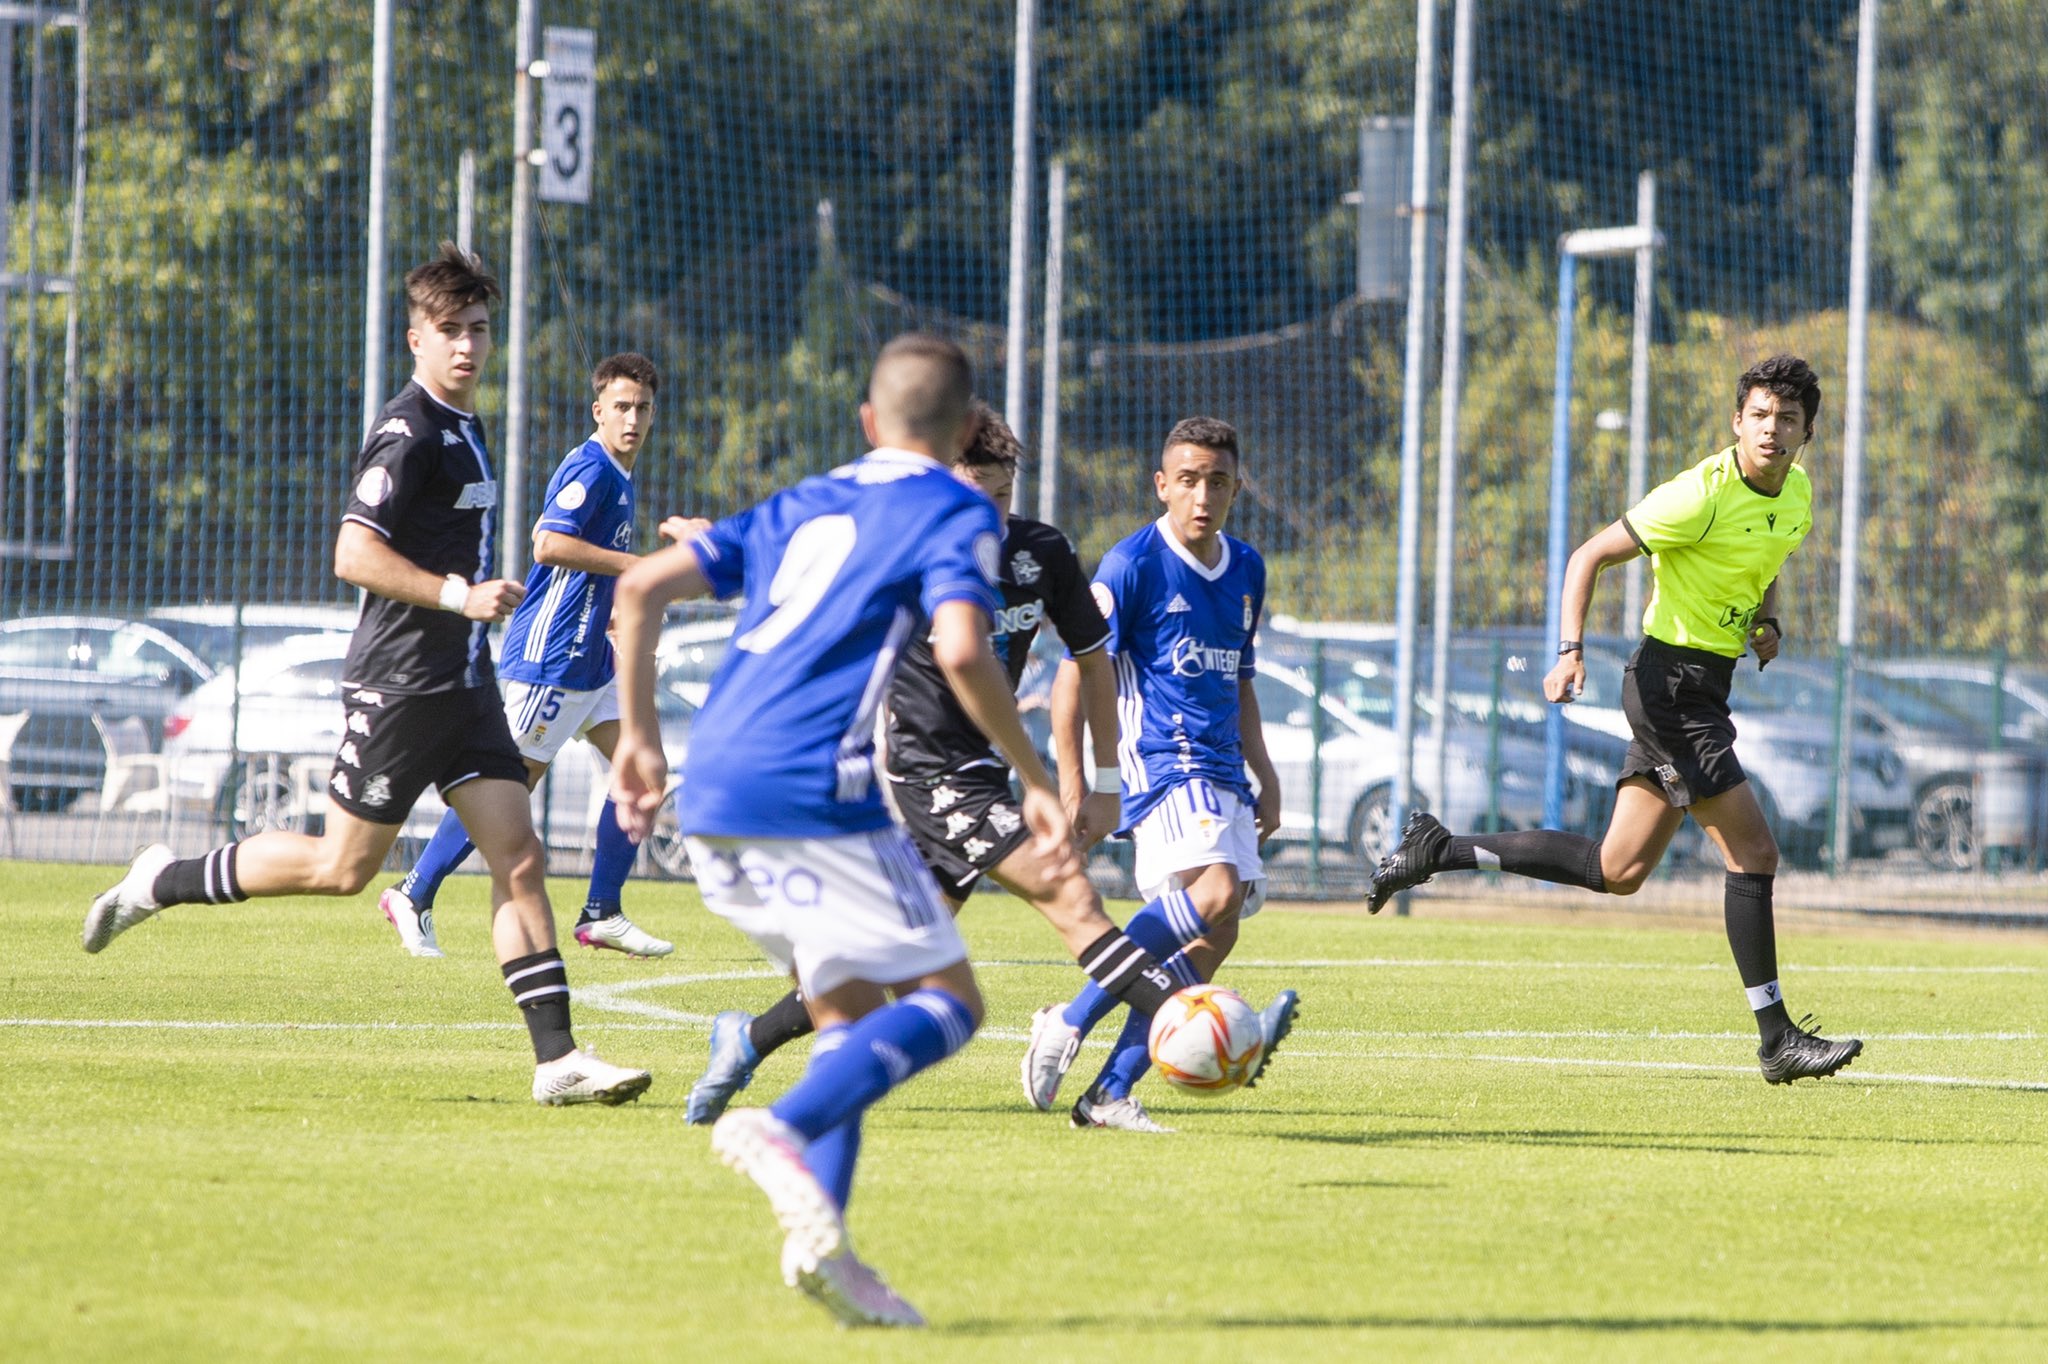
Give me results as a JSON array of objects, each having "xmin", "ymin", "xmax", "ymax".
[
  {"xmin": 330, "ymin": 770, "xmax": 353, "ymax": 800},
  {"xmin": 347, "ymin": 711, "xmax": 373, "ymax": 737},
  {"xmin": 1010, "ymin": 549, "xmax": 1042, "ymax": 585},
  {"xmin": 962, "ymin": 836, "xmax": 994, "ymax": 861},
  {"xmin": 441, "ymin": 429, "xmax": 463, "ymax": 446},
  {"xmin": 987, "ymin": 804, "xmax": 1021, "ymax": 836},
  {"xmin": 945, "ymin": 811, "xmax": 977, "ymax": 840},
  {"xmin": 1165, "ymin": 593, "xmax": 1192, "ymax": 614},
  {"xmin": 362, "ymin": 774, "xmax": 393, "ymax": 807},
  {"xmin": 930, "ymin": 784, "xmax": 964, "ymax": 814},
  {"xmin": 338, "ymin": 740, "xmax": 362, "ymax": 768},
  {"xmin": 349, "ymin": 689, "xmax": 384, "ymax": 707},
  {"xmin": 377, "ymin": 417, "xmax": 413, "ymax": 438}
]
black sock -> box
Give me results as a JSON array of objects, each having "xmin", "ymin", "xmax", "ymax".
[
  {"xmin": 502, "ymin": 949, "xmax": 577, "ymax": 1062},
  {"xmin": 1077, "ymin": 927, "xmax": 1179, "ymax": 1016},
  {"xmin": 1724, "ymin": 872, "xmax": 1792, "ymax": 1045},
  {"xmin": 747, "ymin": 989, "xmax": 816, "ymax": 1060},
  {"xmin": 150, "ymin": 845, "xmax": 250, "ymax": 907},
  {"xmin": 576, "ymin": 900, "xmax": 617, "ymax": 926},
  {"xmin": 1444, "ymin": 830, "xmax": 1606, "ymax": 891}
]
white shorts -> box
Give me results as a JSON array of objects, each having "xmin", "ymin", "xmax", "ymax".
[
  {"xmin": 501, "ymin": 680, "xmax": 618, "ymax": 763},
  {"xmin": 1131, "ymin": 777, "xmax": 1266, "ymax": 918},
  {"xmin": 685, "ymin": 828, "xmax": 969, "ymax": 997}
]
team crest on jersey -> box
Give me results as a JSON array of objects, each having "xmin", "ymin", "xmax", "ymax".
[
  {"xmin": 931, "ymin": 785, "xmax": 964, "ymax": 813},
  {"xmin": 377, "ymin": 417, "xmax": 412, "ymax": 438},
  {"xmin": 1010, "ymin": 549, "xmax": 1041, "ymax": 585},
  {"xmin": 963, "ymin": 836, "xmax": 994, "ymax": 861},
  {"xmin": 347, "ymin": 711, "xmax": 373, "ymax": 736},
  {"xmin": 945, "ymin": 811, "xmax": 977, "ymax": 840},
  {"xmin": 454, "ymin": 480, "xmax": 498, "ymax": 510},
  {"xmin": 355, "ymin": 468, "xmax": 393, "ymax": 507},
  {"xmin": 987, "ymin": 804, "xmax": 1021, "ymax": 836},
  {"xmin": 338, "ymin": 740, "xmax": 362, "ymax": 768},
  {"xmin": 362, "ymin": 774, "xmax": 393, "ymax": 808},
  {"xmin": 1243, "ymin": 594, "xmax": 1254, "ymax": 629}
]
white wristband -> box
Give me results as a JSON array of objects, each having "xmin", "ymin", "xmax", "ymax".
[
  {"xmin": 438, "ymin": 574, "xmax": 470, "ymax": 613},
  {"xmin": 1090, "ymin": 767, "xmax": 1120, "ymax": 795}
]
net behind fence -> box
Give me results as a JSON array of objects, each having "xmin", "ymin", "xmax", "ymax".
[{"xmin": 0, "ymin": 1, "xmax": 2042, "ymax": 917}]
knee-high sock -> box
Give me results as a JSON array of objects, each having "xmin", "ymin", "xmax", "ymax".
[
  {"xmin": 1090, "ymin": 952, "xmax": 1203, "ymax": 1100},
  {"xmin": 579, "ymin": 798, "xmax": 638, "ymax": 922},
  {"xmin": 1062, "ymin": 888, "xmax": 1208, "ymax": 1033},
  {"xmin": 1725, "ymin": 872, "xmax": 1792, "ymax": 1044},
  {"xmin": 748, "ymin": 989, "xmax": 817, "ymax": 1061},
  {"xmin": 794, "ymin": 1030, "xmax": 862, "ymax": 1210},
  {"xmin": 398, "ymin": 808, "xmax": 475, "ymax": 908},
  {"xmin": 770, "ymin": 990, "xmax": 977, "ymax": 1142},
  {"xmin": 1444, "ymin": 829, "xmax": 1606, "ymax": 891}
]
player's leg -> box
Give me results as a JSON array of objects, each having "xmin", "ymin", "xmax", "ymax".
[
  {"xmin": 1690, "ymin": 780, "xmax": 1860, "ymax": 1081},
  {"xmin": 573, "ymin": 713, "xmax": 673, "ymax": 957}
]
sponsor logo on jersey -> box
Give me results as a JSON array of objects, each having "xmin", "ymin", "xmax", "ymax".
[
  {"xmin": 454, "ymin": 480, "xmax": 498, "ymax": 510},
  {"xmin": 1166, "ymin": 593, "xmax": 1191, "ymax": 614},
  {"xmin": 1169, "ymin": 636, "xmax": 1243, "ymax": 679},
  {"xmin": 347, "ymin": 711, "xmax": 373, "ymax": 736},
  {"xmin": 973, "ymin": 531, "xmax": 1002, "ymax": 586},
  {"xmin": 355, "ymin": 468, "xmax": 393, "ymax": 507},
  {"xmin": 931, "ymin": 784, "xmax": 964, "ymax": 813},
  {"xmin": 962, "ymin": 836, "xmax": 994, "ymax": 862},
  {"xmin": 1091, "ymin": 582, "xmax": 1115, "ymax": 619},
  {"xmin": 338, "ymin": 740, "xmax": 362, "ymax": 768},
  {"xmin": 556, "ymin": 480, "xmax": 587, "ymax": 511},
  {"xmin": 330, "ymin": 770, "xmax": 353, "ymax": 800},
  {"xmin": 945, "ymin": 811, "xmax": 977, "ymax": 840},
  {"xmin": 987, "ymin": 804, "xmax": 1021, "ymax": 836},
  {"xmin": 441, "ymin": 429, "xmax": 463, "ymax": 446},
  {"xmin": 377, "ymin": 417, "xmax": 413, "ymax": 438},
  {"xmin": 991, "ymin": 600, "xmax": 1044, "ymax": 638},
  {"xmin": 362, "ymin": 774, "xmax": 393, "ymax": 807},
  {"xmin": 611, "ymin": 522, "xmax": 633, "ymax": 549},
  {"xmin": 1010, "ymin": 549, "xmax": 1041, "ymax": 585},
  {"xmin": 349, "ymin": 689, "xmax": 384, "ymax": 706}
]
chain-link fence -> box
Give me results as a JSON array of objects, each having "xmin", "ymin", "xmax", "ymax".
[{"xmin": 0, "ymin": 2, "xmax": 2043, "ymax": 916}]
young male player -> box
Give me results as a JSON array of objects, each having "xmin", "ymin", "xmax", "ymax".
[
  {"xmin": 83, "ymin": 244, "xmax": 651, "ymax": 1107},
  {"xmin": 377, "ymin": 351, "xmax": 697, "ymax": 960},
  {"xmin": 1369, "ymin": 354, "xmax": 1863, "ymax": 1084},
  {"xmin": 679, "ymin": 403, "xmax": 1299, "ymax": 1125},
  {"xmin": 610, "ymin": 337, "xmax": 1083, "ymax": 1326},
  {"xmin": 1023, "ymin": 416, "xmax": 1289, "ymax": 1133}
]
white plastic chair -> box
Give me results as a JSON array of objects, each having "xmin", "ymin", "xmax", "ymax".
[
  {"xmin": 90, "ymin": 713, "xmax": 170, "ymax": 860},
  {"xmin": 0, "ymin": 710, "xmax": 27, "ymax": 855}
]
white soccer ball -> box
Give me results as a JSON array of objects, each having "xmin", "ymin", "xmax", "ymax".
[{"xmin": 1147, "ymin": 984, "xmax": 1265, "ymax": 1094}]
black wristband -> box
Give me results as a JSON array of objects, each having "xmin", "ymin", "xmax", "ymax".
[
  {"xmin": 1753, "ymin": 617, "xmax": 1781, "ymax": 638},
  {"xmin": 1557, "ymin": 640, "xmax": 1583, "ymax": 656}
]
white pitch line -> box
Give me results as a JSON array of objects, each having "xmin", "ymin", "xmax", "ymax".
[
  {"xmin": 1296, "ymin": 1048, "xmax": 2048, "ymax": 1093},
  {"xmin": 1214, "ymin": 959, "xmax": 2048, "ymax": 975}
]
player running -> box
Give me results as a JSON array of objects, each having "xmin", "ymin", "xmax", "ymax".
[
  {"xmin": 1368, "ymin": 354, "xmax": 1862, "ymax": 1084},
  {"xmin": 377, "ymin": 351, "xmax": 699, "ymax": 960},
  {"xmin": 679, "ymin": 403, "xmax": 1299, "ymax": 1125},
  {"xmin": 1022, "ymin": 416, "xmax": 1292, "ymax": 1133},
  {"xmin": 83, "ymin": 243, "xmax": 650, "ymax": 1107}
]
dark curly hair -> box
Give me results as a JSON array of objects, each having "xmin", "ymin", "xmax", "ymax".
[
  {"xmin": 1161, "ymin": 415, "xmax": 1240, "ymax": 465},
  {"xmin": 959, "ymin": 398, "xmax": 1022, "ymax": 470},
  {"xmin": 1736, "ymin": 354, "xmax": 1822, "ymax": 432}
]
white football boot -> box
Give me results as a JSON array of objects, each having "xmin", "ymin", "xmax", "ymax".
[
  {"xmin": 378, "ymin": 887, "xmax": 444, "ymax": 958},
  {"xmin": 573, "ymin": 913, "xmax": 674, "ymax": 958},
  {"xmin": 1070, "ymin": 1089, "xmax": 1175, "ymax": 1134},
  {"xmin": 711, "ymin": 1109, "xmax": 846, "ymax": 1267},
  {"xmin": 531, "ymin": 1049, "xmax": 653, "ymax": 1106},
  {"xmin": 782, "ymin": 1234, "xmax": 926, "ymax": 1328},
  {"xmin": 82, "ymin": 844, "xmax": 177, "ymax": 954},
  {"xmin": 1020, "ymin": 1004, "xmax": 1084, "ymax": 1111}
]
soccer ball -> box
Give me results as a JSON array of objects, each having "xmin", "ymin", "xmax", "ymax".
[{"xmin": 1147, "ymin": 985, "xmax": 1265, "ymax": 1094}]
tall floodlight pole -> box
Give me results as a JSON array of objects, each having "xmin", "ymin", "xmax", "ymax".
[
  {"xmin": 503, "ymin": 0, "xmax": 539, "ymax": 579},
  {"xmin": 1004, "ymin": 0, "xmax": 1039, "ymax": 512},
  {"xmin": 1427, "ymin": 0, "xmax": 1475, "ymax": 819},
  {"xmin": 359, "ymin": 0, "xmax": 394, "ymax": 438},
  {"xmin": 1622, "ymin": 171, "xmax": 1657, "ymax": 630},
  {"xmin": 1038, "ymin": 159, "xmax": 1067, "ymax": 526},
  {"xmin": 1389, "ymin": 0, "xmax": 1440, "ymax": 859},
  {"xmin": 1833, "ymin": 0, "xmax": 1879, "ymax": 868}
]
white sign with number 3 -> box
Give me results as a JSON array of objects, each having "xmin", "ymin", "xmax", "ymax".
[{"xmin": 541, "ymin": 27, "xmax": 595, "ymax": 205}]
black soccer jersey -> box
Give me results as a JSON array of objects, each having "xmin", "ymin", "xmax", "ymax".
[
  {"xmin": 883, "ymin": 514, "xmax": 1109, "ymax": 778},
  {"xmin": 340, "ymin": 381, "xmax": 500, "ymax": 694}
]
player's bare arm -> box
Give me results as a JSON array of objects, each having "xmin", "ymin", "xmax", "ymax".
[
  {"xmin": 609, "ymin": 538, "xmax": 713, "ymax": 838},
  {"xmin": 1236, "ymin": 674, "xmax": 1283, "ymax": 842},
  {"xmin": 333, "ymin": 520, "xmax": 523, "ymax": 621},
  {"xmin": 1543, "ymin": 518, "xmax": 1642, "ymax": 704},
  {"xmin": 1056, "ymin": 652, "xmax": 1122, "ymax": 848}
]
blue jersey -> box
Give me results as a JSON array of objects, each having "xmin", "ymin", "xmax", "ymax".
[
  {"xmin": 1093, "ymin": 516, "xmax": 1266, "ymax": 830},
  {"xmin": 499, "ymin": 436, "xmax": 636, "ymax": 692},
  {"xmin": 681, "ymin": 447, "xmax": 1005, "ymax": 839}
]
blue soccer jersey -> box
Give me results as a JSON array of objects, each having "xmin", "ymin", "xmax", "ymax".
[
  {"xmin": 681, "ymin": 447, "xmax": 1005, "ymax": 839},
  {"xmin": 1093, "ymin": 515, "xmax": 1266, "ymax": 830},
  {"xmin": 499, "ymin": 436, "xmax": 635, "ymax": 692}
]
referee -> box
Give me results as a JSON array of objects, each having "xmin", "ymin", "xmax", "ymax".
[
  {"xmin": 1369, "ymin": 354, "xmax": 1862, "ymax": 1084},
  {"xmin": 83, "ymin": 244, "xmax": 652, "ymax": 1107}
]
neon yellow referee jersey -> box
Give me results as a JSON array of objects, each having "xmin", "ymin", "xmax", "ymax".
[{"xmin": 1622, "ymin": 445, "xmax": 1812, "ymax": 658}]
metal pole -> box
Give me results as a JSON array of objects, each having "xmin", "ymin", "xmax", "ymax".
[
  {"xmin": 1623, "ymin": 170, "xmax": 1656, "ymax": 630},
  {"xmin": 1832, "ymin": 0, "xmax": 1879, "ymax": 869},
  {"xmin": 1427, "ymin": 0, "xmax": 1474, "ymax": 821},
  {"xmin": 457, "ymin": 147, "xmax": 477, "ymax": 255},
  {"xmin": 1542, "ymin": 249, "xmax": 1579, "ymax": 830},
  {"xmin": 20, "ymin": 13, "xmax": 42, "ymax": 552},
  {"xmin": 360, "ymin": 0, "xmax": 394, "ymax": 438},
  {"xmin": 1037, "ymin": 159, "xmax": 1066, "ymax": 526},
  {"xmin": 0, "ymin": 20, "xmax": 13, "ymax": 549},
  {"xmin": 1003, "ymin": 0, "xmax": 1038, "ymax": 512},
  {"xmin": 59, "ymin": 2, "xmax": 86, "ymax": 557},
  {"xmin": 504, "ymin": 0, "xmax": 539, "ymax": 579},
  {"xmin": 1389, "ymin": 0, "xmax": 1439, "ymax": 844}
]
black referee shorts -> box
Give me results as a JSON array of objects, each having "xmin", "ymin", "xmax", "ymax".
[
  {"xmin": 886, "ymin": 761, "xmax": 1030, "ymax": 902},
  {"xmin": 1618, "ymin": 635, "xmax": 1746, "ymax": 809},
  {"xmin": 328, "ymin": 684, "xmax": 528, "ymax": 825}
]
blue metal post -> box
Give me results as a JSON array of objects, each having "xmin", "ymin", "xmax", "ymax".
[{"xmin": 1542, "ymin": 248, "xmax": 1578, "ymax": 830}]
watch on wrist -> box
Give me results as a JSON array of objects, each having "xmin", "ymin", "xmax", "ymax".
[{"xmin": 1557, "ymin": 640, "xmax": 1583, "ymax": 656}]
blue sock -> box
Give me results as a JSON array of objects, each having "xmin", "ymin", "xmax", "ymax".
[
  {"xmin": 1061, "ymin": 888, "xmax": 1209, "ymax": 1032},
  {"xmin": 397, "ymin": 807, "xmax": 475, "ymax": 907},
  {"xmin": 769, "ymin": 989, "xmax": 977, "ymax": 1141},
  {"xmin": 1091, "ymin": 952, "xmax": 1202, "ymax": 1098},
  {"xmin": 795, "ymin": 1029, "xmax": 863, "ymax": 1210},
  {"xmin": 579, "ymin": 798, "xmax": 637, "ymax": 923}
]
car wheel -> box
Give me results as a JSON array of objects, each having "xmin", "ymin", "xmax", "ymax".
[
  {"xmin": 218, "ymin": 757, "xmax": 316, "ymax": 839},
  {"xmin": 1912, "ymin": 778, "xmax": 1975, "ymax": 872},
  {"xmin": 643, "ymin": 796, "xmax": 693, "ymax": 880},
  {"xmin": 1346, "ymin": 785, "xmax": 1395, "ymax": 864}
]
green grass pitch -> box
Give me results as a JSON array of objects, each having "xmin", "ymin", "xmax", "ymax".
[{"xmin": 5, "ymin": 860, "xmax": 2045, "ymax": 1361}]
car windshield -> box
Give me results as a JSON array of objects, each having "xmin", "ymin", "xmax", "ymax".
[{"xmin": 148, "ymin": 619, "xmax": 349, "ymax": 671}]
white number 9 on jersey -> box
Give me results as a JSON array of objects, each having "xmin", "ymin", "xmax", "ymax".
[{"xmin": 734, "ymin": 514, "xmax": 858, "ymax": 654}]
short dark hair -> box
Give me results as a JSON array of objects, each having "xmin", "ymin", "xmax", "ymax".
[
  {"xmin": 959, "ymin": 399, "xmax": 1022, "ymax": 470},
  {"xmin": 868, "ymin": 333, "xmax": 974, "ymax": 445},
  {"xmin": 404, "ymin": 241, "xmax": 501, "ymax": 325},
  {"xmin": 1162, "ymin": 416, "xmax": 1240, "ymax": 465},
  {"xmin": 592, "ymin": 351, "xmax": 659, "ymax": 396},
  {"xmin": 1736, "ymin": 354, "xmax": 1822, "ymax": 430}
]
